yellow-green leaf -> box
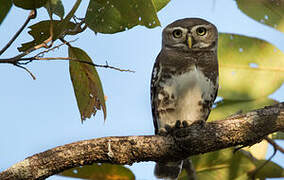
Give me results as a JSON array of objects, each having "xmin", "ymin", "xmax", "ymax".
[
  {"xmin": 60, "ymin": 164, "xmax": 135, "ymax": 180},
  {"xmin": 0, "ymin": 0, "xmax": 12, "ymax": 25},
  {"xmin": 271, "ymin": 132, "xmax": 284, "ymax": 140},
  {"xmin": 208, "ymin": 98, "xmax": 277, "ymax": 122},
  {"xmin": 179, "ymin": 148, "xmax": 255, "ymax": 180},
  {"xmin": 236, "ymin": 0, "xmax": 284, "ymax": 32},
  {"xmin": 250, "ymin": 160, "xmax": 284, "ymax": 178},
  {"xmin": 13, "ymin": 0, "xmax": 48, "ymax": 10},
  {"xmin": 85, "ymin": 0, "xmax": 170, "ymax": 34},
  {"xmin": 153, "ymin": 0, "xmax": 171, "ymax": 12},
  {"xmin": 218, "ymin": 33, "xmax": 284, "ymax": 100},
  {"xmin": 18, "ymin": 20, "xmax": 76, "ymax": 52},
  {"xmin": 69, "ymin": 47, "xmax": 106, "ymax": 121}
]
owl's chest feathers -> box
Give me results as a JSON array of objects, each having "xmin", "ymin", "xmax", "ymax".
[{"xmin": 157, "ymin": 65, "xmax": 215, "ymax": 127}]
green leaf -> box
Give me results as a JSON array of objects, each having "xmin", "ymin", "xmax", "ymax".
[
  {"xmin": 69, "ymin": 47, "xmax": 106, "ymax": 121},
  {"xmin": 13, "ymin": 0, "xmax": 48, "ymax": 9},
  {"xmin": 250, "ymin": 160, "xmax": 284, "ymax": 178},
  {"xmin": 236, "ymin": 0, "xmax": 284, "ymax": 32},
  {"xmin": 18, "ymin": 20, "xmax": 76, "ymax": 52},
  {"xmin": 44, "ymin": 0, "xmax": 65, "ymax": 19},
  {"xmin": 0, "ymin": 0, "xmax": 12, "ymax": 25},
  {"xmin": 60, "ymin": 164, "xmax": 135, "ymax": 180},
  {"xmin": 208, "ymin": 98, "xmax": 277, "ymax": 122},
  {"xmin": 85, "ymin": 0, "xmax": 170, "ymax": 34},
  {"xmin": 179, "ymin": 148, "xmax": 256, "ymax": 180},
  {"xmin": 271, "ymin": 132, "xmax": 284, "ymax": 140},
  {"xmin": 218, "ymin": 33, "xmax": 284, "ymax": 100},
  {"xmin": 153, "ymin": 0, "xmax": 171, "ymax": 11}
]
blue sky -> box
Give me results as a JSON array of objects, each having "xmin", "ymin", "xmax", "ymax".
[{"xmin": 0, "ymin": 0, "xmax": 283, "ymax": 179}]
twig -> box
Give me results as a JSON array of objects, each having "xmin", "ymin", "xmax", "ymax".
[
  {"xmin": 6, "ymin": 39, "xmax": 53, "ymax": 63},
  {"xmin": 59, "ymin": 38, "xmax": 72, "ymax": 47},
  {"xmin": 265, "ymin": 137, "xmax": 284, "ymax": 153},
  {"xmin": 33, "ymin": 57, "xmax": 135, "ymax": 73},
  {"xmin": 14, "ymin": 64, "xmax": 36, "ymax": 80},
  {"xmin": 251, "ymin": 142, "xmax": 277, "ymax": 180},
  {"xmin": 35, "ymin": 39, "xmax": 78, "ymax": 57},
  {"xmin": 0, "ymin": 10, "xmax": 36, "ymax": 56}
]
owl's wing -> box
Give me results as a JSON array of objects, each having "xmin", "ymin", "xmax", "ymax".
[{"xmin": 150, "ymin": 53, "xmax": 162, "ymax": 134}]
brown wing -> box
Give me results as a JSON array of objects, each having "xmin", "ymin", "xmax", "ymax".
[{"xmin": 150, "ymin": 53, "xmax": 162, "ymax": 134}]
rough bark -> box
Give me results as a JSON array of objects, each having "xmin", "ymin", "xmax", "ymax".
[{"xmin": 0, "ymin": 102, "xmax": 283, "ymax": 180}]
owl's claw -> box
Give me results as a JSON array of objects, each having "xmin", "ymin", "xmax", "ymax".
[
  {"xmin": 182, "ymin": 121, "xmax": 189, "ymax": 127},
  {"xmin": 175, "ymin": 120, "xmax": 189, "ymax": 128},
  {"xmin": 191, "ymin": 120, "xmax": 206, "ymax": 127},
  {"xmin": 165, "ymin": 125, "xmax": 175, "ymax": 134},
  {"xmin": 175, "ymin": 120, "xmax": 182, "ymax": 128},
  {"xmin": 159, "ymin": 120, "xmax": 205, "ymax": 136}
]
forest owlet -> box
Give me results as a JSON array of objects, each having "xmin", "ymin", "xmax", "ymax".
[{"xmin": 151, "ymin": 18, "xmax": 219, "ymax": 179}]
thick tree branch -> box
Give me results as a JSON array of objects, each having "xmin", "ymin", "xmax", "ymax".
[{"xmin": 0, "ymin": 102, "xmax": 283, "ymax": 180}]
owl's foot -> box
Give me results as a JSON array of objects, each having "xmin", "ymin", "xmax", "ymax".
[
  {"xmin": 165, "ymin": 120, "xmax": 190, "ymax": 134},
  {"xmin": 157, "ymin": 123, "xmax": 182, "ymax": 136},
  {"xmin": 176, "ymin": 120, "xmax": 206, "ymax": 129},
  {"xmin": 158, "ymin": 120, "xmax": 206, "ymax": 136},
  {"xmin": 191, "ymin": 120, "xmax": 206, "ymax": 128},
  {"xmin": 157, "ymin": 128, "xmax": 169, "ymax": 136},
  {"xmin": 174, "ymin": 120, "xmax": 189, "ymax": 128}
]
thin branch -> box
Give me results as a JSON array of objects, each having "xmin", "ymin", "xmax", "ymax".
[
  {"xmin": 251, "ymin": 142, "xmax": 277, "ymax": 180},
  {"xmin": 33, "ymin": 57, "xmax": 135, "ymax": 72},
  {"xmin": 0, "ymin": 102, "xmax": 283, "ymax": 180},
  {"xmin": 265, "ymin": 137, "xmax": 284, "ymax": 153},
  {"xmin": 0, "ymin": 10, "xmax": 36, "ymax": 56},
  {"xmin": 14, "ymin": 64, "xmax": 36, "ymax": 80},
  {"xmin": 35, "ymin": 39, "xmax": 78, "ymax": 57},
  {"xmin": 6, "ymin": 37, "xmax": 54, "ymax": 63},
  {"xmin": 59, "ymin": 37, "xmax": 72, "ymax": 47}
]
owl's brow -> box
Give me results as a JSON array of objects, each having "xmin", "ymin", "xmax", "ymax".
[{"xmin": 166, "ymin": 26, "xmax": 187, "ymax": 32}]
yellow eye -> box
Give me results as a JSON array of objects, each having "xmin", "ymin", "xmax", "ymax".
[
  {"xmin": 196, "ymin": 27, "xmax": 207, "ymax": 36},
  {"xmin": 172, "ymin": 29, "xmax": 183, "ymax": 38}
]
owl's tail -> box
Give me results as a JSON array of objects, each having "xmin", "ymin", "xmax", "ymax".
[{"xmin": 154, "ymin": 161, "xmax": 183, "ymax": 180}]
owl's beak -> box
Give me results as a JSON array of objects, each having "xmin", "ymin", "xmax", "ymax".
[{"xmin": 187, "ymin": 36, "xmax": 192, "ymax": 49}]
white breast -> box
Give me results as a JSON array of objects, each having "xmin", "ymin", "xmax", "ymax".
[{"xmin": 157, "ymin": 65, "xmax": 215, "ymax": 129}]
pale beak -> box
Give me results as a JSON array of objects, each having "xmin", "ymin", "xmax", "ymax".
[{"xmin": 187, "ymin": 36, "xmax": 192, "ymax": 49}]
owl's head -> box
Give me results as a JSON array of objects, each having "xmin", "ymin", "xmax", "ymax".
[{"xmin": 162, "ymin": 18, "xmax": 218, "ymax": 52}]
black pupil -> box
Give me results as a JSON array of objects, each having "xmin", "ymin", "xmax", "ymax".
[
  {"xmin": 197, "ymin": 28, "xmax": 206, "ymax": 34},
  {"xmin": 174, "ymin": 30, "xmax": 182, "ymax": 37}
]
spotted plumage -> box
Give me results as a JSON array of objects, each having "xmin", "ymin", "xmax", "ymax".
[{"xmin": 151, "ymin": 18, "xmax": 219, "ymax": 179}]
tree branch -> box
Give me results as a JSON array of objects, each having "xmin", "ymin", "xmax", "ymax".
[{"xmin": 0, "ymin": 102, "xmax": 283, "ymax": 180}]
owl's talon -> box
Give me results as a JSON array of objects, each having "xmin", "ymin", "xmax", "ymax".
[
  {"xmin": 192, "ymin": 120, "xmax": 206, "ymax": 127},
  {"xmin": 165, "ymin": 125, "xmax": 174, "ymax": 134},
  {"xmin": 182, "ymin": 121, "xmax": 189, "ymax": 127},
  {"xmin": 175, "ymin": 120, "xmax": 181, "ymax": 128}
]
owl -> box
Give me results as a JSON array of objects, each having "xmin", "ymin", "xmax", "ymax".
[{"xmin": 151, "ymin": 18, "xmax": 219, "ymax": 179}]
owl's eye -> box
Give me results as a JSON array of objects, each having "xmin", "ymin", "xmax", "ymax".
[
  {"xmin": 172, "ymin": 29, "xmax": 183, "ymax": 38},
  {"xmin": 196, "ymin": 27, "xmax": 207, "ymax": 36}
]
